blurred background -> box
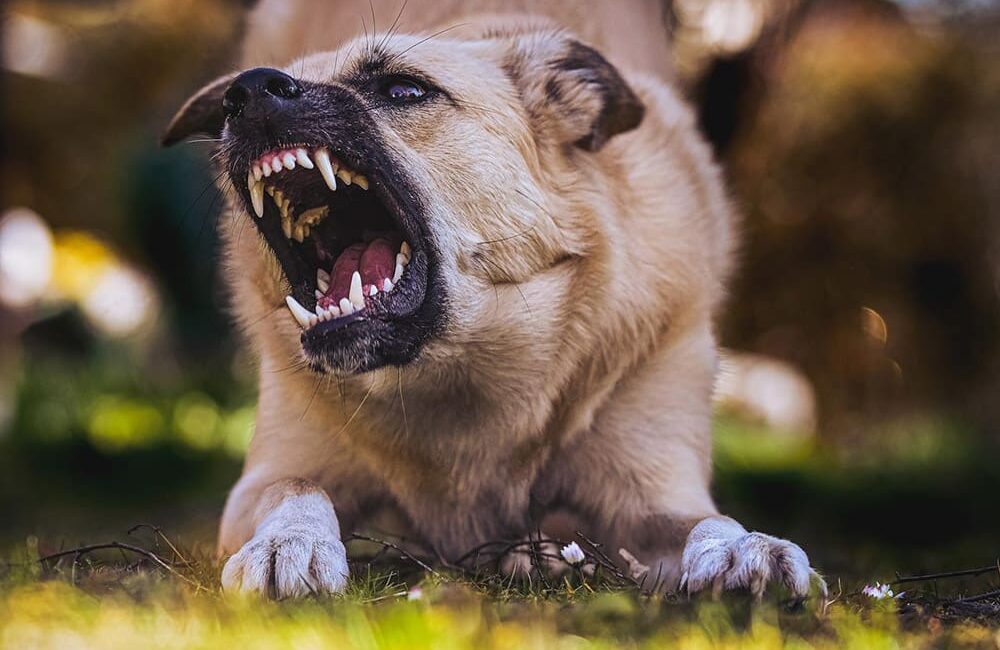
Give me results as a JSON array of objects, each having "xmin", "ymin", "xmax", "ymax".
[{"xmin": 0, "ymin": 0, "xmax": 998, "ymax": 580}]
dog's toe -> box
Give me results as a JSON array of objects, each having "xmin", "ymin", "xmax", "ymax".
[
  {"xmin": 680, "ymin": 519, "xmax": 823, "ymax": 600},
  {"xmin": 222, "ymin": 530, "xmax": 348, "ymax": 599}
]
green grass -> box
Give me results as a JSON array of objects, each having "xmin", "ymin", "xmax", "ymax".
[{"xmin": 1, "ymin": 534, "xmax": 999, "ymax": 650}]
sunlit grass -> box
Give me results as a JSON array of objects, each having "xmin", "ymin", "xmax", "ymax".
[{"xmin": 2, "ymin": 541, "xmax": 998, "ymax": 650}]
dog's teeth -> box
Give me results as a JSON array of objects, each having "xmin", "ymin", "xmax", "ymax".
[
  {"xmin": 368, "ymin": 285, "xmax": 377, "ymax": 297},
  {"xmin": 281, "ymin": 214, "xmax": 292, "ymax": 239},
  {"xmin": 339, "ymin": 297, "xmax": 354, "ymax": 315},
  {"xmin": 265, "ymin": 186, "xmax": 275, "ymax": 196},
  {"xmin": 336, "ymin": 169, "xmax": 353, "ymax": 185},
  {"xmin": 292, "ymin": 224, "xmax": 306, "ymax": 243},
  {"xmin": 299, "ymin": 206, "xmax": 329, "ymax": 226},
  {"xmin": 295, "ymin": 148, "xmax": 314, "ymax": 169},
  {"xmin": 315, "ymin": 289, "xmax": 325, "ymax": 300},
  {"xmin": 349, "ymin": 271, "xmax": 364, "ymax": 307},
  {"xmin": 315, "ymin": 303, "xmax": 328, "ymax": 318},
  {"xmin": 392, "ymin": 263, "xmax": 403, "ymax": 283},
  {"xmin": 284, "ymin": 295, "xmax": 313, "ymax": 329},
  {"xmin": 317, "ymin": 269, "xmax": 330, "ymax": 293},
  {"xmin": 383, "ymin": 278, "xmax": 393, "ymax": 292},
  {"xmin": 314, "ymin": 148, "xmax": 338, "ymax": 191},
  {"xmin": 328, "ymin": 304, "xmax": 341, "ymax": 318},
  {"xmin": 282, "ymin": 153, "xmax": 296, "ymax": 170},
  {"xmin": 354, "ymin": 174, "xmax": 369, "ymax": 190},
  {"xmin": 401, "ymin": 241, "xmax": 411, "ymax": 259},
  {"xmin": 249, "ymin": 175, "xmax": 264, "ymax": 218},
  {"xmin": 252, "ymin": 165, "xmax": 263, "ymax": 181},
  {"xmin": 396, "ymin": 253, "xmax": 409, "ymax": 268},
  {"xmin": 262, "ymin": 163, "xmax": 272, "ymax": 177},
  {"xmin": 271, "ymin": 157, "xmax": 283, "ymax": 173}
]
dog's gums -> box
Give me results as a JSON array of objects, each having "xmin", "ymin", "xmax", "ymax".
[{"xmin": 240, "ymin": 143, "xmax": 418, "ymax": 334}]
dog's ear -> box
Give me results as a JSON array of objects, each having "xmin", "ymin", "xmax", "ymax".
[
  {"xmin": 504, "ymin": 33, "xmax": 645, "ymax": 151},
  {"xmin": 162, "ymin": 73, "xmax": 237, "ymax": 147}
]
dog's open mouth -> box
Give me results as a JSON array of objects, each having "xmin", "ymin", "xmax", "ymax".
[{"xmin": 241, "ymin": 145, "xmax": 426, "ymax": 334}]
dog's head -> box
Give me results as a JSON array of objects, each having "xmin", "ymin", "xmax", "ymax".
[{"xmin": 164, "ymin": 25, "xmax": 644, "ymax": 375}]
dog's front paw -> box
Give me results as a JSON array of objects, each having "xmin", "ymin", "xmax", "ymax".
[
  {"xmin": 221, "ymin": 526, "xmax": 348, "ymax": 598},
  {"xmin": 221, "ymin": 489, "xmax": 349, "ymax": 598},
  {"xmin": 679, "ymin": 517, "xmax": 825, "ymax": 600}
]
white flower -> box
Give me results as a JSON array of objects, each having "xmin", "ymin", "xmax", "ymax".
[
  {"xmin": 406, "ymin": 586, "xmax": 423, "ymax": 601},
  {"xmin": 861, "ymin": 582, "xmax": 902, "ymax": 600},
  {"xmin": 560, "ymin": 542, "xmax": 586, "ymax": 566}
]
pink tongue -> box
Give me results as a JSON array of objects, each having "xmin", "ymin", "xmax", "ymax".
[
  {"xmin": 359, "ymin": 238, "xmax": 396, "ymax": 288},
  {"xmin": 323, "ymin": 238, "xmax": 397, "ymax": 307}
]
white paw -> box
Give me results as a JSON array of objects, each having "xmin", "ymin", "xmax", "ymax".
[
  {"xmin": 221, "ymin": 491, "xmax": 349, "ymax": 598},
  {"xmin": 679, "ymin": 517, "xmax": 825, "ymax": 600}
]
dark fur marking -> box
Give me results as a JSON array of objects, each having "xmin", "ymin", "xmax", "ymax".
[{"xmin": 552, "ymin": 41, "xmax": 645, "ymax": 151}]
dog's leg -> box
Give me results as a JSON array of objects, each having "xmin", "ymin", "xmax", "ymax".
[
  {"xmin": 553, "ymin": 319, "xmax": 824, "ymax": 599},
  {"xmin": 219, "ymin": 477, "xmax": 349, "ymax": 598}
]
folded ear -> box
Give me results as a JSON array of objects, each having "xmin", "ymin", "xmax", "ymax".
[
  {"xmin": 504, "ymin": 33, "xmax": 645, "ymax": 151},
  {"xmin": 161, "ymin": 73, "xmax": 237, "ymax": 147}
]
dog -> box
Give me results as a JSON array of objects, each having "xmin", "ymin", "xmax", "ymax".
[{"xmin": 163, "ymin": 0, "xmax": 824, "ymax": 600}]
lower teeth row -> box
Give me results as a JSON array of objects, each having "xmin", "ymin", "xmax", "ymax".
[{"xmin": 284, "ymin": 241, "xmax": 411, "ymax": 330}]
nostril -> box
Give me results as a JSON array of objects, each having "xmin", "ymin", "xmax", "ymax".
[
  {"xmin": 222, "ymin": 84, "xmax": 250, "ymax": 118},
  {"xmin": 265, "ymin": 74, "xmax": 301, "ymax": 99},
  {"xmin": 224, "ymin": 67, "xmax": 302, "ymax": 121}
]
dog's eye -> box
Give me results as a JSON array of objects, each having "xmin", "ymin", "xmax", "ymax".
[{"xmin": 378, "ymin": 76, "xmax": 427, "ymax": 104}]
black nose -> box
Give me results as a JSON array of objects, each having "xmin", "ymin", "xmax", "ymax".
[{"xmin": 222, "ymin": 67, "xmax": 302, "ymax": 119}]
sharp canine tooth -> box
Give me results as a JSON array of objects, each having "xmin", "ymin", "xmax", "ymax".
[
  {"xmin": 336, "ymin": 169, "xmax": 353, "ymax": 185},
  {"xmin": 339, "ymin": 298, "xmax": 354, "ymax": 315},
  {"xmin": 349, "ymin": 271, "xmax": 364, "ymax": 307},
  {"xmin": 369, "ymin": 286, "xmax": 377, "ymax": 297},
  {"xmin": 354, "ymin": 175, "xmax": 369, "ymax": 190},
  {"xmin": 271, "ymin": 157, "xmax": 283, "ymax": 173},
  {"xmin": 396, "ymin": 253, "xmax": 409, "ymax": 268},
  {"xmin": 252, "ymin": 165, "xmax": 262, "ymax": 181},
  {"xmin": 314, "ymin": 148, "xmax": 338, "ymax": 191},
  {"xmin": 295, "ymin": 148, "xmax": 314, "ymax": 169},
  {"xmin": 285, "ymin": 296, "xmax": 313, "ymax": 329},
  {"xmin": 383, "ymin": 278, "xmax": 393, "ymax": 292},
  {"xmin": 317, "ymin": 270, "xmax": 330, "ymax": 292},
  {"xmin": 249, "ymin": 175, "xmax": 264, "ymax": 218},
  {"xmin": 392, "ymin": 263, "xmax": 403, "ymax": 283},
  {"xmin": 282, "ymin": 153, "xmax": 296, "ymax": 170},
  {"xmin": 401, "ymin": 241, "xmax": 411, "ymax": 258}
]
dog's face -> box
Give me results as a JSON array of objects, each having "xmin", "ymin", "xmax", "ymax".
[{"xmin": 165, "ymin": 26, "xmax": 644, "ymax": 375}]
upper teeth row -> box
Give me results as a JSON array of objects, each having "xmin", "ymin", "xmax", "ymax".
[{"xmin": 246, "ymin": 146, "xmax": 369, "ymax": 222}]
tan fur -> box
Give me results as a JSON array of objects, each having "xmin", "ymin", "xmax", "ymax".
[{"xmin": 185, "ymin": 0, "xmax": 821, "ymax": 597}]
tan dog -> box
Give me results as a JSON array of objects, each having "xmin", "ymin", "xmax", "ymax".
[{"xmin": 164, "ymin": 0, "xmax": 823, "ymax": 599}]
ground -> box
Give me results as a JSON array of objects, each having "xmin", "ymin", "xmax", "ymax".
[{"xmin": 2, "ymin": 415, "xmax": 999, "ymax": 648}]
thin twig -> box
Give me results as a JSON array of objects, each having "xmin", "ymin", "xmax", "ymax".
[
  {"xmin": 38, "ymin": 542, "xmax": 206, "ymax": 592},
  {"xmin": 893, "ymin": 563, "xmax": 1000, "ymax": 585},
  {"xmin": 348, "ymin": 533, "xmax": 442, "ymax": 579},
  {"xmin": 954, "ymin": 588, "xmax": 1000, "ymax": 604}
]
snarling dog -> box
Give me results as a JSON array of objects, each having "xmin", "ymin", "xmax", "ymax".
[{"xmin": 164, "ymin": 0, "xmax": 824, "ymax": 600}]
